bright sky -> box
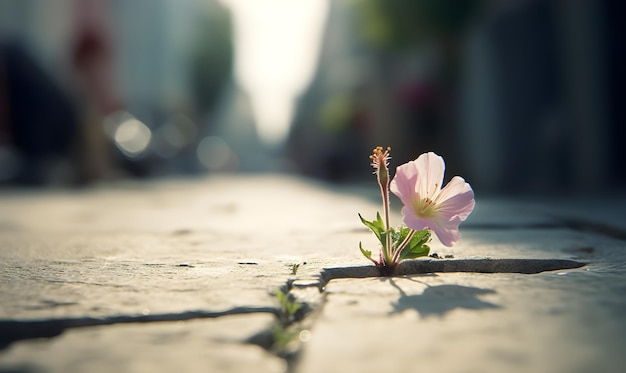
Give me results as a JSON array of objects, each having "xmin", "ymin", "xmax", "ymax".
[{"xmin": 221, "ymin": 0, "xmax": 329, "ymax": 146}]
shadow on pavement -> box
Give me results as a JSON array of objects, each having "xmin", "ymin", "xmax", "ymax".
[{"xmin": 389, "ymin": 280, "xmax": 500, "ymax": 317}]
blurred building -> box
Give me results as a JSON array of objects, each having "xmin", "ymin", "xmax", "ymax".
[
  {"xmin": 288, "ymin": 0, "xmax": 624, "ymax": 195},
  {"xmin": 1, "ymin": 0, "xmax": 623, "ymax": 195},
  {"xmin": 287, "ymin": 0, "xmax": 372, "ymax": 181},
  {"xmin": 0, "ymin": 0, "xmax": 234, "ymax": 184},
  {"xmin": 289, "ymin": 0, "xmax": 485, "ymax": 182},
  {"xmin": 461, "ymin": 1, "xmax": 616, "ymax": 194}
]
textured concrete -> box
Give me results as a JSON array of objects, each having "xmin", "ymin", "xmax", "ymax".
[
  {"xmin": 0, "ymin": 314, "xmax": 285, "ymax": 373},
  {"xmin": 0, "ymin": 175, "xmax": 625, "ymax": 372}
]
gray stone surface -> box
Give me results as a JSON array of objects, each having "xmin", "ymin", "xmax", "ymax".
[
  {"xmin": 1, "ymin": 314, "xmax": 285, "ymax": 373},
  {"xmin": 0, "ymin": 175, "xmax": 625, "ymax": 372}
]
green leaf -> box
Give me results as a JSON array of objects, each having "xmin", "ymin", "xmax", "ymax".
[
  {"xmin": 358, "ymin": 212, "xmax": 392, "ymax": 250},
  {"xmin": 400, "ymin": 243, "xmax": 430, "ymax": 260},
  {"xmin": 358, "ymin": 212, "xmax": 384, "ymax": 240},
  {"xmin": 274, "ymin": 288, "xmax": 302, "ymax": 319},
  {"xmin": 359, "ymin": 242, "xmax": 372, "ymax": 260},
  {"xmin": 391, "ymin": 226, "xmax": 409, "ymax": 247},
  {"xmin": 285, "ymin": 300, "xmax": 302, "ymax": 316},
  {"xmin": 397, "ymin": 229, "xmax": 431, "ymax": 260},
  {"xmin": 274, "ymin": 288, "xmax": 287, "ymax": 305}
]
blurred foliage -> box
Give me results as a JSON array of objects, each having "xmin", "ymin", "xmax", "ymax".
[
  {"xmin": 189, "ymin": 2, "xmax": 234, "ymax": 113},
  {"xmin": 319, "ymin": 93, "xmax": 354, "ymax": 133},
  {"xmin": 352, "ymin": 0, "xmax": 484, "ymax": 49}
]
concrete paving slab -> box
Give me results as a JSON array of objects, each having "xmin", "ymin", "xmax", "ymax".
[
  {"xmin": 0, "ymin": 175, "xmax": 624, "ymax": 373},
  {"xmin": 0, "ymin": 176, "xmax": 374, "ymax": 372},
  {"xmin": 0, "ymin": 176, "xmax": 373, "ymax": 321},
  {"xmin": 297, "ymin": 268, "xmax": 626, "ymax": 373},
  {"xmin": 296, "ymin": 224, "xmax": 626, "ymax": 373},
  {"xmin": 0, "ymin": 314, "xmax": 284, "ymax": 373}
]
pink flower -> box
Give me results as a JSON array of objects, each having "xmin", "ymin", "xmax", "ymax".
[{"xmin": 390, "ymin": 152, "xmax": 474, "ymax": 247}]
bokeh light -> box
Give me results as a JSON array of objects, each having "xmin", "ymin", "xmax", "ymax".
[
  {"xmin": 197, "ymin": 136, "xmax": 236, "ymax": 171},
  {"xmin": 113, "ymin": 116, "xmax": 152, "ymax": 158},
  {"xmin": 153, "ymin": 114, "xmax": 198, "ymax": 159}
]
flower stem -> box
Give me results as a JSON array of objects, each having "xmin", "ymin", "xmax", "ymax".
[
  {"xmin": 370, "ymin": 146, "xmax": 393, "ymax": 268},
  {"xmin": 392, "ymin": 229, "xmax": 416, "ymax": 264},
  {"xmin": 380, "ymin": 183, "xmax": 392, "ymax": 262}
]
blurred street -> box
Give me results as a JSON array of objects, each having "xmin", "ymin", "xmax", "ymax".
[
  {"xmin": 0, "ymin": 1, "xmax": 625, "ymax": 372},
  {"xmin": 0, "ymin": 0, "xmax": 624, "ymax": 193}
]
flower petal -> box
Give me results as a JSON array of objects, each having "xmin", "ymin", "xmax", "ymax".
[
  {"xmin": 404, "ymin": 207, "xmax": 462, "ymax": 247},
  {"xmin": 431, "ymin": 216, "xmax": 463, "ymax": 247},
  {"xmin": 414, "ymin": 152, "xmax": 445, "ymax": 199},
  {"xmin": 400, "ymin": 206, "xmax": 430, "ymax": 231},
  {"xmin": 392, "ymin": 152, "xmax": 473, "ymax": 247},
  {"xmin": 436, "ymin": 176, "xmax": 475, "ymax": 221},
  {"xmin": 390, "ymin": 161, "xmax": 418, "ymax": 205}
]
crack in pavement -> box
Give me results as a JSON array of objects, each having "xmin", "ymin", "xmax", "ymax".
[
  {"xmin": 318, "ymin": 258, "xmax": 586, "ymax": 287},
  {"xmin": 0, "ymin": 307, "xmax": 277, "ymax": 350},
  {"xmin": 262, "ymin": 257, "xmax": 587, "ymax": 371},
  {"xmin": 0, "ymin": 257, "xmax": 586, "ymax": 370}
]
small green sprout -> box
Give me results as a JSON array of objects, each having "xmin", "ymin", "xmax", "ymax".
[
  {"xmin": 288, "ymin": 261, "xmax": 306, "ymax": 275},
  {"xmin": 270, "ymin": 322, "xmax": 301, "ymax": 350},
  {"xmin": 274, "ymin": 288, "xmax": 302, "ymax": 322}
]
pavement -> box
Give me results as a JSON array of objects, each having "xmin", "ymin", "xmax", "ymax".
[{"xmin": 0, "ymin": 175, "xmax": 625, "ymax": 372}]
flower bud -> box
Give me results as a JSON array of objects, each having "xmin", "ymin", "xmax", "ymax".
[{"xmin": 370, "ymin": 146, "xmax": 391, "ymax": 188}]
